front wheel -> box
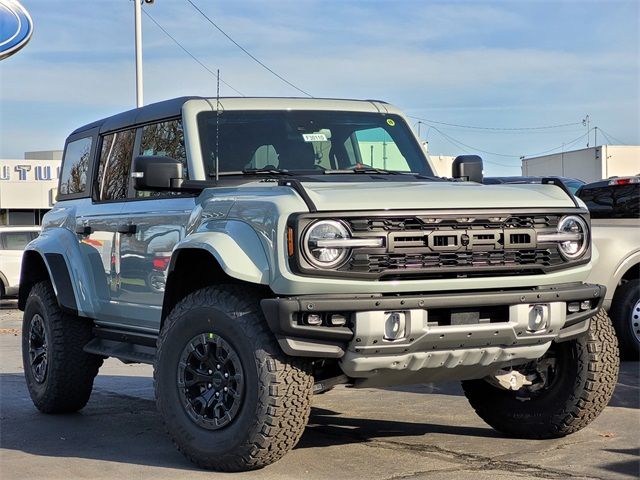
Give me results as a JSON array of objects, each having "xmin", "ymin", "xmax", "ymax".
[
  {"xmin": 462, "ymin": 309, "xmax": 619, "ymax": 438},
  {"xmin": 22, "ymin": 281, "xmax": 103, "ymax": 413},
  {"xmin": 154, "ymin": 285, "xmax": 313, "ymax": 471}
]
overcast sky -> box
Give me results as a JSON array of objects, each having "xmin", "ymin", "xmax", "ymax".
[{"xmin": 1, "ymin": 0, "xmax": 638, "ymax": 175}]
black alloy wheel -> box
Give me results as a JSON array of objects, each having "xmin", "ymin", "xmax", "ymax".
[
  {"xmin": 28, "ymin": 313, "xmax": 48, "ymax": 383},
  {"xmin": 178, "ymin": 333, "xmax": 244, "ymax": 430}
]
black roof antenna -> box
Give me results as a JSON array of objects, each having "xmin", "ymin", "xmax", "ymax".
[{"xmin": 215, "ymin": 69, "xmax": 221, "ymax": 181}]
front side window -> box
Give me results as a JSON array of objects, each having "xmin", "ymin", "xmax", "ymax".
[
  {"xmin": 196, "ymin": 111, "xmax": 432, "ymax": 176},
  {"xmin": 96, "ymin": 129, "xmax": 136, "ymax": 201},
  {"xmin": 578, "ymin": 184, "xmax": 640, "ymax": 219},
  {"xmin": 59, "ymin": 137, "xmax": 92, "ymax": 195}
]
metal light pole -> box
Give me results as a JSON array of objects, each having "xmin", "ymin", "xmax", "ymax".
[{"xmin": 134, "ymin": 0, "xmax": 144, "ymax": 107}]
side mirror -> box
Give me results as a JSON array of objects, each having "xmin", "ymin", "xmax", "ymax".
[
  {"xmin": 132, "ymin": 155, "xmax": 184, "ymax": 191},
  {"xmin": 452, "ymin": 155, "xmax": 483, "ymax": 183}
]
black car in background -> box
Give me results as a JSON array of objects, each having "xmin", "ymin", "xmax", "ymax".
[{"xmin": 483, "ymin": 176, "xmax": 585, "ymax": 194}]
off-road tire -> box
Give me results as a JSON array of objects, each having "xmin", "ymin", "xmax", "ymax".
[
  {"xmin": 609, "ymin": 279, "xmax": 640, "ymax": 359},
  {"xmin": 154, "ymin": 285, "xmax": 313, "ymax": 472},
  {"xmin": 22, "ymin": 281, "xmax": 103, "ymax": 413},
  {"xmin": 461, "ymin": 309, "xmax": 619, "ymax": 438}
]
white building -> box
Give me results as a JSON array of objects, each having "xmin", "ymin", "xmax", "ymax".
[
  {"xmin": 0, "ymin": 150, "xmax": 62, "ymax": 225},
  {"xmin": 521, "ymin": 145, "xmax": 639, "ymax": 183}
]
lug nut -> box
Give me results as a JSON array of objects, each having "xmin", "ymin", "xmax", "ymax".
[
  {"xmin": 216, "ymin": 364, "xmax": 221, "ymax": 370},
  {"xmin": 207, "ymin": 383, "xmax": 212, "ymax": 389},
  {"xmin": 208, "ymin": 370, "xmax": 213, "ymax": 374},
  {"xmin": 224, "ymin": 372, "xmax": 229, "ymax": 378}
]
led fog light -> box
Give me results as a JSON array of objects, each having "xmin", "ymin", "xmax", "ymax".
[
  {"xmin": 568, "ymin": 302, "xmax": 580, "ymax": 313},
  {"xmin": 305, "ymin": 313, "xmax": 323, "ymax": 326},
  {"xmin": 384, "ymin": 312, "xmax": 406, "ymax": 340},
  {"xmin": 528, "ymin": 304, "xmax": 549, "ymax": 333},
  {"xmin": 329, "ymin": 314, "xmax": 347, "ymax": 327},
  {"xmin": 580, "ymin": 300, "xmax": 591, "ymax": 310}
]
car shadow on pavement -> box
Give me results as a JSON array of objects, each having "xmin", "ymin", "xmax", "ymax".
[
  {"xmin": 0, "ymin": 363, "xmax": 638, "ymax": 472},
  {"xmin": 1, "ymin": 372, "xmax": 502, "ymax": 470}
]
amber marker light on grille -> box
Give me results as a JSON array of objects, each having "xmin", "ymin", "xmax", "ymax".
[{"xmin": 287, "ymin": 227, "xmax": 295, "ymax": 256}]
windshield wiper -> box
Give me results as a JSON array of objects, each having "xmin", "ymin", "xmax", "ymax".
[
  {"xmin": 323, "ymin": 167, "xmax": 402, "ymax": 175},
  {"xmin": 242, "ymin": 167, "xmax": 292, "ymax": 175}
]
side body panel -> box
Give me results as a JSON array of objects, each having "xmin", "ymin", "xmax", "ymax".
[{"xmin": 586, "ymin": 217, "xmax": 640, "ymax": 309}]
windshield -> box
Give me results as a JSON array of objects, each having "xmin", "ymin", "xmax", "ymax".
[{"xmin": 197, "ymin": 111, "xmax": 434, "ymax": 176}]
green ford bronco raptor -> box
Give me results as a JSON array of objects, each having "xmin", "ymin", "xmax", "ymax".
[{"xmin": 19, "ymin": 97, "xmax": 619, "ymax": 471}]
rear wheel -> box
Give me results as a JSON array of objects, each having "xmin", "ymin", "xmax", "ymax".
[
  {"xmin": 609, "ymin": 279, "xmax": 640, "ymax": 359},
  {"xmin": 155, "ymin": 285, "xmax": 313, "ymax": 471},
  {"xmin": 462, "ymin": 310, "xmax": 619, "ymax": 438},
  {"xmin": 22, "ymin": 281, "xmax": 103, "ymax": 413}
]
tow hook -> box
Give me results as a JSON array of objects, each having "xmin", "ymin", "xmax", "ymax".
[{"xmin": 491, "ymin": 369, "xmax": 533, "ymax": 391}]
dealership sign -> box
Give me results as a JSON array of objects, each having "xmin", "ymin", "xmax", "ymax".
[
  {"xmin": 0, "ymin": 0, "xmax": 33, "ymax": 61},
  {"xmin": 0, "ymin": 164, "xmax": 59, "ymax": 181}
]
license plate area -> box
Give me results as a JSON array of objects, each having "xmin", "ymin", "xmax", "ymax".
[{"xmin": 427, "ymin": 306, "xmax": 509, "ymax": 327}]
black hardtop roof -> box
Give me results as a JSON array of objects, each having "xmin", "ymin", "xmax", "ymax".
[
  {"xmin": 69, "ymin": 96, "xmax": 392, "ymax": 137},
  {"xmin": 70, "ymin": 96, "xmax": 201, "ymax": 136}
]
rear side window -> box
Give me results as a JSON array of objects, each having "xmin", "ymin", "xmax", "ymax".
[
  {"xmin": 96, "ymin": 129, "xmax": 136, "ymax": 201},
  {"xmin": 1, "ymin": 231, "xmax": 34, "ymax": 250},
  {"xmin": 577, "ymin": 184, "xmax": 640, "ymax": 218},
  {"xmin": 59, "ymin": 137, "xmax": 92, "ymax": 195}
]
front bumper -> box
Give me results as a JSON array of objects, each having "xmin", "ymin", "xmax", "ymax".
[{"xmin": 261, "ymin": 283, "xmax": 604, "ymax": 385}]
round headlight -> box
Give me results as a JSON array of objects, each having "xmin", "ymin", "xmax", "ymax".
[
  {"xmin": 302, "ymin": 220, "xmax": 351, "ymax": 268},
  {"xmin": 557, "ymin": 215, "xmax": 588, "ymax": 259}
]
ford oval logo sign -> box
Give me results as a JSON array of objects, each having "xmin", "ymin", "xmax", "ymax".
[{"xmin": 0, "ymin": 0, "xmax": 33, "ymax": 61}]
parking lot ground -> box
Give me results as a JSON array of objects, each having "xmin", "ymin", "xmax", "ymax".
[{"xmin": 1, "ymin": 300, "xmax": 638, "ymax": 480}]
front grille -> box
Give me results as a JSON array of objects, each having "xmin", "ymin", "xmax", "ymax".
[{"xmin": 292, "ymin": 211, "xmax": 588, "ymax": 280}]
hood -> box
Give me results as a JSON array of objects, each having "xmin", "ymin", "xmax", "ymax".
[{"xmin": 300, "ymin": 181, "xmax": 577, "ymax": 211}]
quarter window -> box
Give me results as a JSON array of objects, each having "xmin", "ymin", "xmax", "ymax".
[
  {"xmin": 97, "ymin": 129, "xmax": 136, "ymax": 201},
  {"xmin": 59, "ymin": 137, "xmax": 92, "ymax": 195},
  {"xmin": 137, "ymin": 120, "xmax": 187, "ymax": 198}
]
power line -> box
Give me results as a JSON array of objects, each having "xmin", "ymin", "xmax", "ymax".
[
  {"xmin": 408, "ymin": 115, "xmax": 583, "ymax": 131},
  {"xmin": 597, "ymin": 128, "xmax": 627, "ymax": 145},
  {"xmin": 599, "ymin": 129, "xmax": 615, "ymax": 145},
  {"xmin": 427, "ymin": 126, "xmax": 516, "ymax": 167},
  {"xmin": 426, "ymin": 122, "xmax": 596, "ymax": 165},
  {"xmin": 143, "ymin": 10, "xmax": 244, "ymax": 96},
  {"xmin": 185, "ymin": 0, "xmax": 313, "ymax": 97},
  {"xmin": 429, "ymin": 125, "xmax": 517, "ymax": 159},
  {"xmin": 523, "ymin": 130, "xmax": 591, "ymax": 158}
]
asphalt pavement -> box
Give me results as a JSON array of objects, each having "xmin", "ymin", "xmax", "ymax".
[{"xmin": 1, "ymin": 299, "xmax": 638, "ymax": 480}]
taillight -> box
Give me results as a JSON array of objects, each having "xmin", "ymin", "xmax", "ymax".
[
  {"xmin": 608, "ymin": 177, "xmax": 639, "ymax": 185},
  {"xmin": 152, "ymin": 257, "xmax": 171, "ymax": 270}
]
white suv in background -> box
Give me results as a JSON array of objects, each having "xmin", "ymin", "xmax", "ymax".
[{"xmin": 0, "ymin": 227, "xmax": 40, "ymax": 298}]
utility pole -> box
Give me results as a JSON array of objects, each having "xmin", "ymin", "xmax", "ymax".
[
  {"xmin": 134, "ymin": 0, "xmax": 144, "ymax": 108},
  {"xmin": 583, "ymin": 115, "xmax": 590, "ymax": 148}
]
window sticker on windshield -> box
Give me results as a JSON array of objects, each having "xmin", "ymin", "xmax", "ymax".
[
  {"xmin": 386, "ymin": 118, "xmax": 396, "ymax": 127},
  {"xmin": 302, "ymin": 133, "xmax": 327, "ymax": 142}
]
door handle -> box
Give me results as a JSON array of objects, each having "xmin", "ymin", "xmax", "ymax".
[
  {"xmin": 75, "ymin": 225, "xmax": 92, "ymax": 235},
  {"xmin": 117, "ymin": 224, "xmax": 137, "ymax": 235}
]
